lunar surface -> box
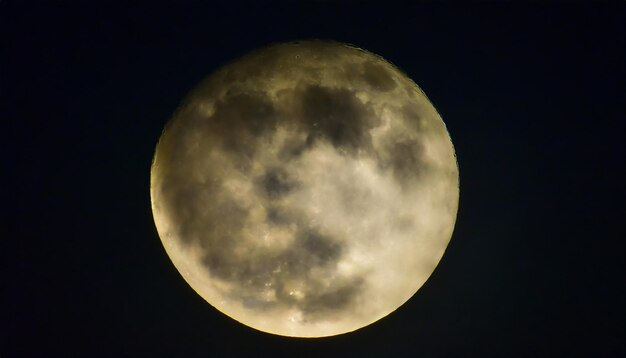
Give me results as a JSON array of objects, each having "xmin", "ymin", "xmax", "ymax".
[{"xmin": 150, "ymin": 40, "xmax": 459, "ymax": 337}]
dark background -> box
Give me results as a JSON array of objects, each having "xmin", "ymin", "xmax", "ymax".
[{"xmin": 2, "ymin": 1, "xmax": 624, "ymax": 356}]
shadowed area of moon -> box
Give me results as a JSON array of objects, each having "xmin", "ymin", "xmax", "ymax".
[{"xmin": 151, "ymin": 40, "xmax": 459, "ymax": 337}]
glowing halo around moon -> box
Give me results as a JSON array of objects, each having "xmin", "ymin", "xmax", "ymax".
[{"xmin": 150, "ymin": 40, "xmax": 459, "ymax": 337}]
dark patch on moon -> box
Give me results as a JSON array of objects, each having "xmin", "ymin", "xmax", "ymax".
[
  {"xmin": 362, "ymin": 61, "xmax": 396, "ymax": 92},
  {"xmin": 389, "ymin": 139, "xmax": 427, "ymax": 181},
  {"xmin": 296, "ymin": 85, "xmax": 379, "ymax": 153},
  {"xmin": 401, "ymin": 104, "xmax": 427, "ymax": 132},
  {"xmin": 259, "ymin": 168, "xmax": 297, "ymax": 199},
  {"xmin": 265, "ymin": 205, "xmax": 291, "ymax": 225},
  {"xmin": 298, "ymin": 276, "xmax": 365, "ymax": 320},
  {"xmin": 160, "ymin": 179, "xmax": 248, "ymax": 246},
  {"xmin": 277, "ymin": 136, "xmax": 310, "ymax": 160},
  {"xmin": 298, "ymin": 231, "xmax": 343, "ymax": 265},
  {"xmin": 200, "ymin": 222, "xmax": 363, "ymax": 320},
  {"xmin": 207, "ymin": 91, "xmax": 277, "ymax": 158},
  {"xmin": 269, "ymin": 229, "xmax": 363, "ymax": 320}
]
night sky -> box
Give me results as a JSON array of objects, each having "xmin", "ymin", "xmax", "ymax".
[{"xmin": 3, "ymin": 2, "xmax": 624, "ymax": 357}]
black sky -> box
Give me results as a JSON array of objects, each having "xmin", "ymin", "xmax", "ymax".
[{"xmin": 2, "ymin": 1, "xmax": 624, "ymax": 357}]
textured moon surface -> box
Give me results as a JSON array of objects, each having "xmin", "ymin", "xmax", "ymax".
[{"xmin": 150, "ymin": 41, "xmax": 459, "ymax": 337}]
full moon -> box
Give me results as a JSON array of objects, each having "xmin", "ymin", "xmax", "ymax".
[{"xmin": 150, "ymin": 40, "xmax": 459, "ymax": 337}]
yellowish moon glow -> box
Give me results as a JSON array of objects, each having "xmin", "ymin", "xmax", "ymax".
[{"xmin": 151, "ymin": 41, "xmax": 459, "ymax": 337}]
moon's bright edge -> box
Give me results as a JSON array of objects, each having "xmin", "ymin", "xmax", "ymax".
[{"xmin": 150, "ymin": 41, "xmax": 459, "ymax": 337}]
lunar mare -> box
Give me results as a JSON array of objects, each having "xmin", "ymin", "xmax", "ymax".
[{"xmin": 151, "ymin": 41, "xmax": 459, "ymax": 337}]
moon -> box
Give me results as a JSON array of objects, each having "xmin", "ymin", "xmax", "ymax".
[{"xmin": 150, "ymin": 40, "xmax": 459, "ymax": 337}]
